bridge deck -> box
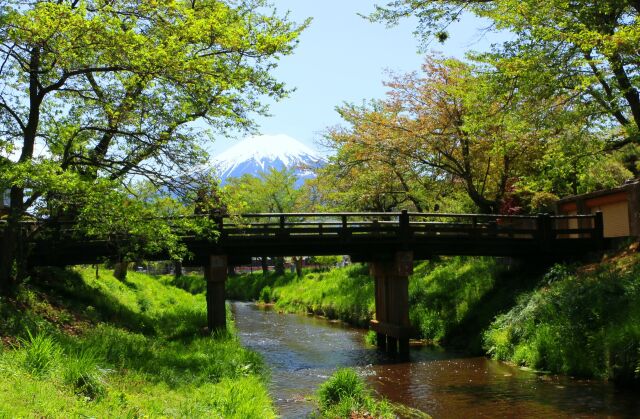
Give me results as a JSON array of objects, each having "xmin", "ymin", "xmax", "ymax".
[{"xmin": 21, "ymin": 211, "xmax": 605, "ymax": 266}]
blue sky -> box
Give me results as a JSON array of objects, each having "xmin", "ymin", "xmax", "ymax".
[{"xmin": 209, "ymin": 1, "xmax": 508, "ymax": 155}]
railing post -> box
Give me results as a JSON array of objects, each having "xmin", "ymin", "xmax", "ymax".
[
  {"xmin": 537, "ymin": 213, "xmax": 552, "ymax": 250},
  {"xmin": 399, "ymin": 209, "xmax": 410, "ymax": 242},
  {"xmin": 279, "ymin": 215, "xmax": 287, "ymax": 237},
  {"xmin": 594, "ymin": 211, "xmax": 604, "ymax": 245},
  {"xmin": 341, "ymin": 215, "xmax": 350, "ymax": 240},
  {"xmin": 214, "ymin": 215, "xmax": 224, "ymax": 238},
  {"xmin": 471, "ymin": 216, "xmax": 478, "ymax": 238}
]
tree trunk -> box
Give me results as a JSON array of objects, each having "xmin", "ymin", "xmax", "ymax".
[
  {"xmin": 294, "ymin": 257, "xmax": 303, "ymax": 277},
  {"xmin": 0, "ymin": 186, "xmax": 27, "ymax": 296},
  {"xmin": 0, "ymin": 225, "xmax": 16, "ymax": 296},
  {"xmin": 174, "ymin": 261, "xmax": 183, "ymax": 279},
  {"xmin": 113, "ymin": 261, "xmax": 128, "ymax": 281},
  {"xmin": 261, "ymin": 256, "xmax": 268, "ymax": 274},
  {"xmin": 274, "ymin": 257, "xmax": 285, "ymax": 276}
]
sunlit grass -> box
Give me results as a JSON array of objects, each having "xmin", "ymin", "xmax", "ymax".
[
  {"xmin": 316, "ymin": 368, "xmax": 394, "ymax": 418},
  {"xmin": 0, "ymin": 266, "xmax": 276, "ymax": 417},
  {"xmin": 272, "ymin": 264, "xmax": 374, "ymax": 327}
]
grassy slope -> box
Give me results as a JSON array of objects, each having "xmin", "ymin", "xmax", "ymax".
[
  {"xmin": 0, "ymin": 268, "xmax": 276, "ymax": 418},
  {"xmin": 484, "ymin": 248, "xmax": 640, "ymax": 381},
  {"xmin": 273, "ymin": 265, "xmax": 374, "ymax": 327}
]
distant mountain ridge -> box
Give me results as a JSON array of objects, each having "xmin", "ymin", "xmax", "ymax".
[{"xmin": 212, "ymin": 134, "xmax": 325, "ymax": 184}]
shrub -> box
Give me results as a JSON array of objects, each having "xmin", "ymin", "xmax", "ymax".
[
  {"xmin": 364, "ymin": 330, "xmax": 377, "ymax": 346},
  {"xmin": 483, "ymin": 254, "xmax": 640, "ymax": 380},
  {"xmin": 259, "ymin": 286, "xmax": 272, "ymax": 303},
  {"xmin": 317, "ymin": 368, "xmax": 394, "ymax": 418},
  {"xmin": 317, "ymin": 368, "xmax": 366, "ymax": 409},
  {"xmin": 19, "ymin": 330, "xmax": 61, "ymax": 377}
]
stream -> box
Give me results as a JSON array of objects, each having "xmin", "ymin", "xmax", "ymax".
[{"xmin": 231, "ymin": 302, "xmax": 640, "ymax": 418}]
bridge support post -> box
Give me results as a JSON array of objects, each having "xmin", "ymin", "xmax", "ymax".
[
  {"xmin": 205, "ymin": 255, "xmax": 227, "ymax": 333},
  {"xmin": 370, "ymin": 251, "xmax": 413, "ymax": 358}
]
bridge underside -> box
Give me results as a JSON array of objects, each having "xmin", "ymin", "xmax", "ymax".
[{"xmin": 29, "ymin": 235, "xmax": 604, "ymax": 267}]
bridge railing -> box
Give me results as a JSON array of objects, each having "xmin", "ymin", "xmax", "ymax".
[
  {"xmin": 17, "ymin": 211, "xmax": 604, "ymax": 245},
  {"xmin": 221, "ymin": 211, "xmax": 604, "ymax": 242}
]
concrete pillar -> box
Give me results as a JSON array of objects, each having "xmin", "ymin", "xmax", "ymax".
[
  {"xmin": 370, "ymin": 251, "xmax": 413, "ymax": 358},
  {"xmin": 205, "ymin": 254, "xmax": 227, "ymax": 333}
]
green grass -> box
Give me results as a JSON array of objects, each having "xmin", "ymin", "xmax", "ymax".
[
  {"xmin": 316, "ymin": 368, "xmax": 394, "ymax": 418},
  {"xmin": 272, "ymin": 264, "xmax": 374, "ymax": 327},
  {"xmin": 483, "ymin": 253, "xmax": 640, "ymax": 381},
  {"xmin": 159, "ymin": 273, "xmax": 207, "ymax": 295},
  {"xmin": 226, "ymin": 270, "xmax": 298, "ymax": 301},
  {"xmin": 0, "ymin": 267, "xmax": 276, "ymax": 417}
]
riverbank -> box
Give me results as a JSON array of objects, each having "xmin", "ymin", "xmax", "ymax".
[
  {"xmin": 227, "ymin": 248, "xmax": 640, "ymax": 382},
  {"xmin": 484, "ymin": 245, "xmax": 640, "ymax": 382},
  {"xmin": 0, "ymin": 268, "xmax": 275, "ymax": 417}
]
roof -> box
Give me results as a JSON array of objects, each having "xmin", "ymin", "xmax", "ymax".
[{"xmin": 556, "ymin": 179, "xmax": 639, "ymax": 204}]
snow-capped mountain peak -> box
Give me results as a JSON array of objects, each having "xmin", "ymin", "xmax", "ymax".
[{"xmin": 212, "ymin": 134, "xmax": 324, "ymax": 183}]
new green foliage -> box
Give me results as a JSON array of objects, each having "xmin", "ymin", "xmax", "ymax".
[
  {"xmin": 409, "ymin": 257, "xmax": 503, "ymax": 344},
  {"xmin": 62, "ymin": 347, "xmax": 107, "ymax": 399},
  {"xmin": 259, "ymin": 286, "xmax": 273, "ymax": 303},
  {"xmin": 226, "ymin": 270, "xmax": 297, "ymax": 302},
  {"xmin": 317, "ymin": 368, "xmax": 367, "ymax": 409},
  {"xmin": 0, "ymin": 0, "xmax": 308, "ymax": 293},
  {"xmin": 18, "ymin": 330, "xmax": 61, "ymax": 377},
  {"xmin": 370, "ymin": 1, "xmax": 640, "ymax": 152}
]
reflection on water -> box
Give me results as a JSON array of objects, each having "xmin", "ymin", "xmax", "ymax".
[{"xmin": 232, "ymin": 302, "xmax": 640, "ymax": 418}]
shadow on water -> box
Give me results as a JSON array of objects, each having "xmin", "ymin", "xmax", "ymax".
[{"xmin": 232, "ymin": 302, "xmax": 640, "ymax": 419}]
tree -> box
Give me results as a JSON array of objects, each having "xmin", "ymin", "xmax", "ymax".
[
  {"xmin": 0, "ymin": 0, "xmax": 307, "ymax": 293},
  {"xmin": 369, "ymin": 1, "xmax": 640, "ymax": 159},
  {"xmin": 225, "ymin": 167, "xmax": 309, "ymax": 275},
  {"xmin": 321, "ymin": 56, "xmax": 559, "ymax": 214},
  {"xmin": 226, "ymin": 167, "xmax": 305, "ymax": 214},
  {"xmin": 74, "ymin": 180, "xmax": 219, "ymax": 280},
  {"xmin": 315, "ymin": 113, "xmax": 449, "ymax": 212}
]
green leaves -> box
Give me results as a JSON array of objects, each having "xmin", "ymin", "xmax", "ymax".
[
  {"xmin": 225, "ymin": 167, "xmax": 305, "ymax": 214},
  {"xmin": 0, "ymin": 1, "xmax": 307, "ymax": 279},
  {"xmin": 370, "ymin": 0, "xmax": 640, "ymax": 152},
  {"xmin": 0, "ymin": 0, "xmax": 307, "ymax": 209},
  {"xmin": 74, "ymin": 180, "xmax": 218, "ymax": 262}
]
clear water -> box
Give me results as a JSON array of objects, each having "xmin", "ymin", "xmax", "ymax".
[{"xmin": 232, "ymin": 302, "xmax": 640, "ymax": 418}]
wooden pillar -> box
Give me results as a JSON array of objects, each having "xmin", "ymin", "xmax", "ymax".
[
  {"xmin": 594, "ymin": 211, "xmax": 604, "ymax": 247},
  {"xmin": 174, "ymin": 261, "xmax": 183, "ymax": 279},
  {"xmin": 205, "ymin": 254, "xmax": 227, "ymax": 333},
  {"xmin": 373, "ymin": 268, "xmax": 388, "ymax": 351},
  {"xmin": 627, "ymin": 182, "xmax": 640, "ymax": 237},
  {"xmin": 536, "ymin": 213, "xmax": 552, "ymax": 250},
  {"xmin": 370, "ymin": 251, "xmax": 413, "ymax": 358}
]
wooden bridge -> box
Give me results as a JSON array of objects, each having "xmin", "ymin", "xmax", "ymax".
[{"xmin": 19, "ymin": 211, "xmax": 605, "ymax": 357}]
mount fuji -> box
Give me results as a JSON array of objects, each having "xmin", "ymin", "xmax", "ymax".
[{"xmin": 212, "ymin": 134, "xmax": 325, "ymax": 184}]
